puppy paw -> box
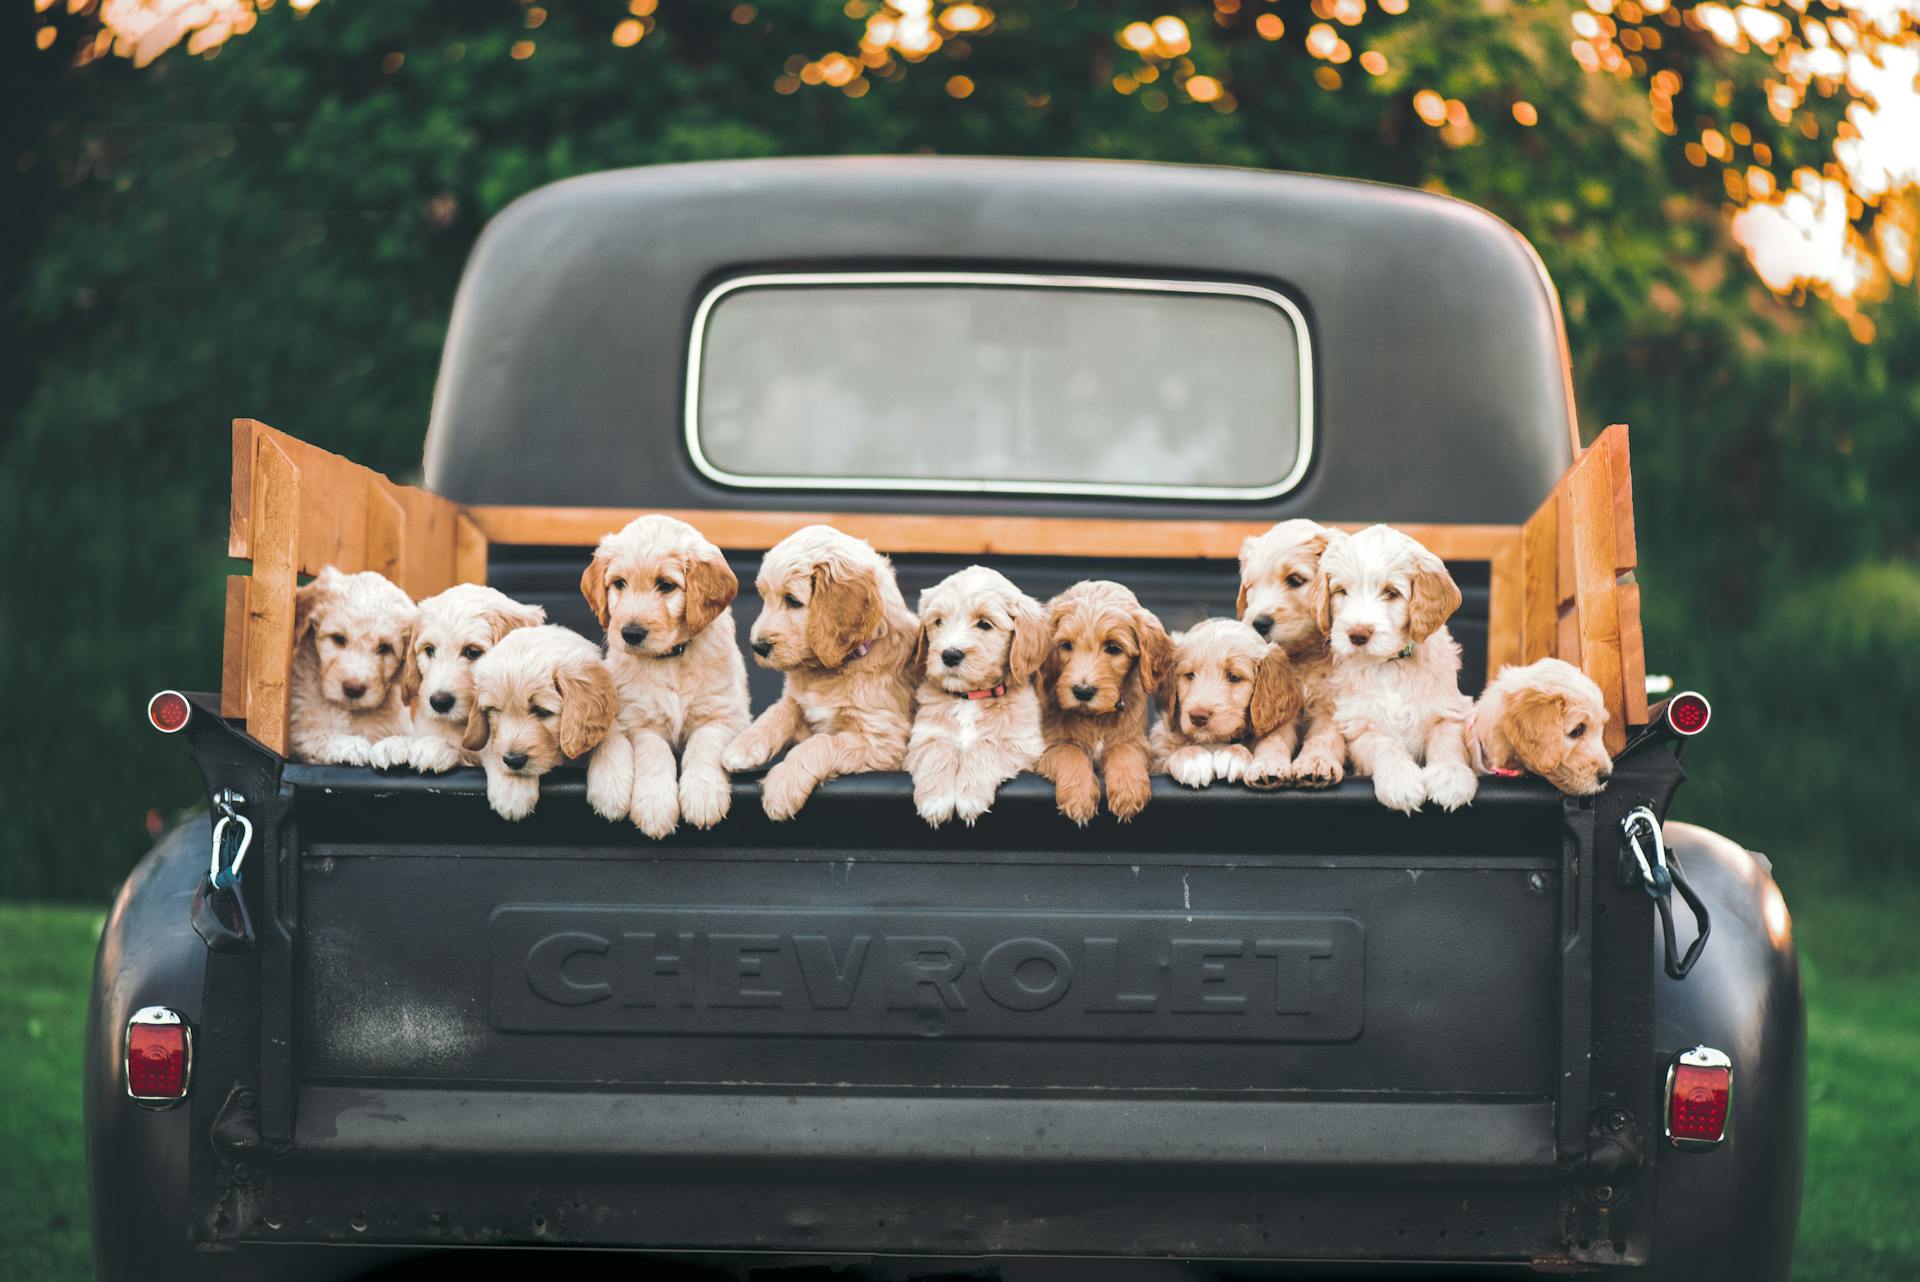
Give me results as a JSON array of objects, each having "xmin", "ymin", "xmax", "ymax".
[
  {"xmin": 487, "ymin": 775, "xmax": 539, "ymax": 822},
  {"xmin": 630, "ymin": 773, "xmax": 682, "ymax": 839},
  {"xmin": 323, "ymin": 735, "xmax": 372, "ymax": 767},
  {"xmin": 952, "ymin": 784, "xmax": 996, "ymax": 828},
  {"xmin": 367, "ymin": 735, "xmax": 412, "ymax": 770},
  {"xmin": 1167, "ymin": 746, "xmax": 1215, "ymax": 790},
  {"xmin": 720, "ymin": 735, "xmax": 774, "ymax": 774},
  {"xmin": 1213, "ymin": 744, "xmax": 1253, "ymax": 784},
  {"xmin": 1245, "ymin": 749, "xmax": 1293, "ymax": 790},
  {"xmin": 760, "ymin": 761, "xmax": 816, "ymax": 822},
  {"xmin": 409, "ymin": 737, "xmax": 463, "ymax": 774},
  {"xmin": 1107, "ymin": 775, "xmax": 1152, "ymax": 822},
  {"xmin": 1371, "ymin": 762, "xmax": 1428, "ymax": 815},
  {"xmin": 1289, "ymin": 748, "xmax": 1345, "ymax": 789},
  {"xmin": 586, "ymin": 753, "xmax": 634, "ymax": 823},
  {"xmin": 916, "ymin": 791, "xmax": 956, "ymax": 828},
  {"xmin": 679, "ymin": 767, "xmax": 732, "ymax": 829},
  {"xmin": 1424, "ymin": 762, "xmax": 1478, "ymax": 812},
  {"xmin": 1055, "ymin": 781, "xmax": 1099, "ymax": 827}
]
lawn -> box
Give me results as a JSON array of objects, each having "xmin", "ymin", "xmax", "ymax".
[{"xmin": 4, "ymin": 872, "xmax": 1915, "ymax": 1280}]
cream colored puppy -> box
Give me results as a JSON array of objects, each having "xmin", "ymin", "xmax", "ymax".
[
  {"xmin": 462, "ymin": 626, "xmax": 618, "ymax": 821},
  {"xmin": 1237, "ymin": 518, "xmax": 1344, "ymax": 786},
  {"xmin": 721, "ymin": 525, "xmax": 917, "ymax": 821},
  {"xmin": 905, "ymin": 566, "xmax": 1049, "ymax": 828},
  {"xmin": 1318, "ymin": 525, "xmax": 1477, "ymax": 814},
  {"xmin": 289, "ymin": 566, "xmax": 417, "ymax": 765},
  {"xmin": 581, "ymin": 515, "xmax": 751, "ymax": 838},
  {"xmin": 1151, "ymin": 617, "xmax": 1303, "ymax": 788},
  {"xmin": 369, "ymin": 584, "xmax": 545, "ymax": 772},
  {"xmin": 1469, "ymin": 658, "xmax": 1614, "ymax": 795}
]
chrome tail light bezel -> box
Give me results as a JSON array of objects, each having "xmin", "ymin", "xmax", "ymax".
[
  {"xmin": 125, "ymin": 1005, "xmax": 193, "ymax": 1109},
  {"xmin": 1664, "ymin": 1044, "xmax": 1732, "ymax": 1151}
]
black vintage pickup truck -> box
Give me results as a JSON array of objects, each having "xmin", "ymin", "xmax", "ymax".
[{"xmin": 87, "ymin": 158, "xmax": 1803, "ymax": 1280}]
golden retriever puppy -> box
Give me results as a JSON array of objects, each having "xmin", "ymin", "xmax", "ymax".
[
  {"xmin": 368, "ymin": 584, "xmax": 545, "ymax": 773},
  {"xmin": 1037, "ymin": 580, "xmax": 1172, "ymax": 824},
  {"xmin": 905, "ymin": 566, "xmax": 1049, "ymax": 828},
  {"xmin": 1237, "ymin": 518, "xmax": 1345, "ymax": 786},
  {"xmin": 1318, "ymin": 525, "xmax": 1477, "ymax": 814},
  {"xmin": 581, "ymin": 515, "xmax": 751, "ymax": 838},
  {"xmin": 1468, "ymin": 658, "xmax": 1614, "ymax": 795},
  {"xmin": 720, "ymin": 525, "xmax": 917, "ymax": 821},
  {"xmin": 289, "ymin": 566, "xmax": 417, "ymax": 765},
  {"xmin": 462, "ymin": 625, "xmax": 618, "ymax": 821},
  {"xmin": 1151, "ymin": 618, "xmax": 1303, "ymax": 789}
]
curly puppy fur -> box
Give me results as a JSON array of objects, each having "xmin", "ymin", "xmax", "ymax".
[
  {"xmin": 462, "ymin": 625, "xmax": 618, "ymax": 821},
  {"xmin": 1036, "ymin": 580, "xmax": 1172, "ymax": 824},
  {"xmin": 904, "ymin": 566, "xmax": 1049, "ymax": 828},
  {"xmin": 1317, "ymin": 525, "xmax": 1477, "ymax": 814},
  {"xmin": 1237, "ymin": 518, "xmax": 1345, "ymax": 787},
  {"xmin": 580, "ymin": 515, "xmax": 752, "ymax": 837},
  {"xmin": 368, "ymin": 583, "xmax": 545, "ymax": 773},
  {"xmin": 720, "ymin": 525, "xmax": 918, "ymax": 821},
  {"xmin": 1151, "ymin": 617, "xmax": 1303, "ymax": 789},
  {"xmin": 289, "ymin": 567, "xmax": 418, "ymax": 765},
  {"xmin": 1469, "ymin": 658, "xmax": 1614, "ymax": 795}
]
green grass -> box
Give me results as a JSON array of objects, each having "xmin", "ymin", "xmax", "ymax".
[{"xmin": 4, "ymin": 879, "xmax": 1915, "ymax": 1281}]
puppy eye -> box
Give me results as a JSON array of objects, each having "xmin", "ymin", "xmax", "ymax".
[
  {"xmin": 327, "ymin": 633, "xmax": 347, "ymax": 646},
  {"xmin": 421, "ymin": 644, "xmax": 436, "ymax": 659},
  {"xmin": 1103, "ymin": 642, "xmax": 1125, "ymax": 656},
  {"xmin": 608, "ymin": 578, "xmax": 626, "ymax": 591},
  {"xmin": 784, "ymin": 594, "xmax": 803, "ymax": 610},
  {"xmin": 1058, "ymin": 640, "xmax": 1073, "ymax": 652},
  {"xmin": 1183, "ymin": 671, "xmax": 1196, "ymax": 681},
  {"xmin": 376, "ymin": 642, "xmax": 394, "ymax": 656},
  {"xmin": 1568, "ymin": 723, "xmax": 1588, "ymax": 739},
  {"xmin": 657, "ymin": 579, "xmax": 678, "ymax": 594},
  {"xmin": 1381, "ymin": 587, "xmax": 1401, "ymax": 601},
  {"xmin": 462, "ymin": 645, "xmax": 484, "ymax": 661},
  {"xmin": 1285, "ymin": 574, "xmax": 1307, "ymax": 588},
  {"xmin": 975, "ymin": 619, "xmax": 994, "ymax": 631},
  {"xmin": 1226, "ymin": 672, "xmax": 1243, "ymax": 683},
  {"xmin": 530, "ymin": 705, "xmax": 554, "ymax": 719},
  {"xmin": 1331, "ymin": 587, "xmax": 1347, "ymax": 599}
]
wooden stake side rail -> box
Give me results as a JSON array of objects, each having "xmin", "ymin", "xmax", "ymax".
[{"xmin": 221, "ymin": 418, "xmax": 1647, "ymax": 757}]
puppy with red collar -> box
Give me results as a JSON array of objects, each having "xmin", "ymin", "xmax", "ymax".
[{"xmin": 904, "ymin": 566, "xmax": 1049, "ymax": 828}]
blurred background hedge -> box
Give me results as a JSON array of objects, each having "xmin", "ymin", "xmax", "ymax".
[{"xmin": 5, "ymin": 0, "xmax": 1917, "ymax": 899}]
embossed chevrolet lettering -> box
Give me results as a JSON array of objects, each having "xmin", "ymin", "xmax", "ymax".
[{"xmin": 491, "ymin": 907, "xmax": 1365, "ymax": 1042}]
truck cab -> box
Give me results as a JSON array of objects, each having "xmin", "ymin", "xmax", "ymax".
[{"xmin": 87, "ymin": 158, "xmax": 1803, "ymax": 1280}]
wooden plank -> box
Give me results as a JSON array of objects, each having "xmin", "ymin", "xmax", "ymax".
[
  {"xmin": 454, "ymin": 513, "xmax": 489, "ymax": 586},
  {"xmin": 1618, "ymin": 580, "xmax": 1649, "ymax": 726},
  {"xmin": 1486, "ymin": 530, "xmax": 1523, "ymax": 680},
  {"xmin": 244, "ymin": 436, "xmax": 301, "ymax": 756},
  {"xmin": 464, "ymin": 506, "xmax": 1521, "ymax": 564},
  {"xmin": 1568, "ymin": 446, "xmax": 1628, "ymax": 755},
  {"xmin": 1520, "ymin": 496, "xmax": 1558, "ymax": 664},
  {"xmin": 365, "ymin": 481, "xmax": 407, "ymax": 585},
  {"xmin": 1600, "ymin": 424, "xmax": 1638, "ymax": 573},
  {"xmin": 220, "ymin": 576, "xmax": 251, "ymax": 720},
  {"xmin": 1556, "ymin": 476, "xmax": 1577, "ymax": 609}
]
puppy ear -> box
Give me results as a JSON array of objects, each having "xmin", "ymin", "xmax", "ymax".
[
  {"xmin": 579, "ymin": 552, "xmax": 611, "ymax": 630},
  {"xmin": 1008, "ymin": 594, "xmax": 1050, "ymax": 686},
  {"xmin": 1310, "ymin": 574, "xmax": 1333, "ymax": 637},
  {"xmin": 1504, "ymin": 688, "xmax": 1569, "ymax": 775},
  {"xmin": 1407, "ymin": 548, "xmax": 1462, "ymax": 642},
  {"xmin": 1132, "ymin": 605, "xmax": 1174, "ymax": 693},
  {"xmin": 1249, "ymin": 646, "xmax": 1305, "ymax": 738},
  {"xmin": 1039, "ymin": 599, "xmax": 1070, "ymax": 690},
  {"xmin": 1160, "ymin": 656, "xmax": 1183, "ymax": 735},
  {"xmin": 807, "ymin": 562, "xmax": 885, "ymax": 669},
  {"xmin": 556, "ymin": 655, "xmax": 618, "ymax": 759},
  {"xmin": 488, "ymin": 600, "xmax": 547, "ymax": 643},
  {"xmin": 683, "ymin": 546, "xmax": 739, "ymax": 637},
  {"xmin": 462, "ymin": 702, "xmax": 491, "ymax": 752},
  {"xmin": 908, "ymin": 615, "xmax": 931, "ymax": 679},
  {"xmin": 1235, "ymin": 536, "xmax": 1255, "ymax": 619},
  {"xmin": 398, "ymin": 624, "xmax": 422, "ymax": 709},
  {"xmin": 293, "ymin": 566, "xmax": 339, "ymax": 639}
]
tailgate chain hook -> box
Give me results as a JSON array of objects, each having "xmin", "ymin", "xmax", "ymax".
[
  {"xmin": 1620, "ymin": 806, "xmax": 1711, "ymax": 980},
  {"xmin": 191, "ymin": 788, "xmax": 256, "ymax": 953},
  {"xmin": 209, "ymin": 789, "xmax": 252, "ymax": 891}
]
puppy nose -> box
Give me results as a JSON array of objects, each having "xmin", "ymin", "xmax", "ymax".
[
  {"xmin": 1251, "ymin": 614, "xmax": 1274, "ymax": 637},
  {"xmin": 940, "ymin": 647, "xmax": 966, "ymax": 668},
  {"xmin": 1071, "ymin": 684, "xmax": 1097, "ymax": 703},
  {"xmin": 501, "ymin": 751, "xmax": 529, "ymax": 771},
  {"xmin": 341, "ymin": 681, "xmax": 366, "ymax": 701},
  {"xmin": 1346, "ymin": 627, "xmax": 1373, "ymax": 647},
  {"xmin": 751, "ymin": 638, "xmax": 774, "ymax": 658},
  {"xmin": 429, "ymin": 692, "xmax": 455, "ymax": 714},
  {"xmin": 1188, "ymin": 709, "xmax": 1212, "ymax": 727},
  {"xmin": 621, "ymin": 624, "xmax": 648, "ymax": 646}
]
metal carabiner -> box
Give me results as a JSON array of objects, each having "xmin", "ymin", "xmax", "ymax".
[
  {"xmin": 209, "ymin": 790, "xmax": 252, "ymax": 890},
  {"xmin": 1621, "ymin": 805, "xmax": 1672, "ymax": 897},
  {"xmin": 1619, "ymin": 804, "xmax": 1710, "ymax": 980}
]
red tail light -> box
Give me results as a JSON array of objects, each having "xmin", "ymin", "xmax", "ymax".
[
  {"xmin": 1665, "ymin": 1046, "xmax": 1731, "ymax": 1149},
  {"xmin": 147, "ymin": 690, "xmax": 191, "ymax": 735},
  {"xmin": 126, "ymin": 1007, "xmax": 192, "ymax": 1107},
  {"xmin": 1665, "ymin": 691, "xmax": 1711, "ymax": 737}
]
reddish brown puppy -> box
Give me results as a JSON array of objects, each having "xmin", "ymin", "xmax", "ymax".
[{"xmin": 1037, "ymin": 580, "xmax": 1173, "ymax": 824}]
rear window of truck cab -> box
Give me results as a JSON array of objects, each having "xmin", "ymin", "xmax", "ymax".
[{"xmin": 686, "ymin": 272, "xmax": 1313, "ymax": 501}]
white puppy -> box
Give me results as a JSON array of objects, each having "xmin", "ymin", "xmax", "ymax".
[
  {"xmin": 905, "ymin": 566, "xmax": 1049, "ymax": 828},
  {"xmin": 1469, "ymin": 658, "xmax": 1614, "ymax": 795},
  {"xmin": 581, "ymin": 515, "xmax": 751, "ymax": 838},
  {"xmin": 369, "ymin": 584, "xmax": 545, "ymax": 772},
  {"xmin": 288, "ymin": 567, "xmax": 417, "ymax": 765},
  {"xmin": 1317, "ymin": 525, "xmax": 1477, "ymax": 814},
  {"xmin": 463, "ymin": 626, "xmax": 618, "ymax": 821}
]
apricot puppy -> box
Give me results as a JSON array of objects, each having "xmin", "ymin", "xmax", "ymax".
[
  {"xmin": 905, "ymin": 566, "xmax": 1049, "ymax": 828},
  {"xmin": 1468, "ymin": 658, "xmax": 1614, "ymax": 795},
  {"xmin": 368, "ymin": 583, "xmax": 545, "ymax": 773},
  {"xmin": 1152, "ymin": 617, "xmax": 1303, "ymax": 788},
  {"xmin": 1037, "ymin": 580, "xmax": 1172, "ymax": 824},
  {"xmin": 288, "ymin": 566, "xmax": 417, "ymax": 766},
  {"xmin": 463, "ymin": 626, "xmax": 618, "ymax": 821},
  {"xmin": 1236, "ymin": 518, "xmax": 1344, "ymax": 786}
]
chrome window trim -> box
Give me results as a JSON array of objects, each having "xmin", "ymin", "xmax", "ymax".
[
  {"xmin": 1664, "ymin": 1044, "xmax": 1732, "ymax": 1151},
  {"xmin": 684, "ymin": 270, "xmax": 1315, "ymax": 502}
]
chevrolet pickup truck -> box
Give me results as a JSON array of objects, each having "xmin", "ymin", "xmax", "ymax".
[{"xmin": 86, "ymin": 158, "xmax": 1804, "ymax": 1280}]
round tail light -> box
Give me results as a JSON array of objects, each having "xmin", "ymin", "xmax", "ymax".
[
  {"xmin": 1665, "ymin": 691, "xmax": 1711, "ymax": 737},
  {"xmin": 148, "ymin": 690, "xmax": 192, "ymax": 734}
]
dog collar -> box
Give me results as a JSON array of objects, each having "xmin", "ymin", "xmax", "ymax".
[
  {"xmin": 1394, "ymin": 642, "xmax": 1416, "ymax": 660},
  {"xmin": 1489, "ymin": 765, "xmax": 1525, "ymax": 778},
  {"xmin": 850, "ymin": 640, "xmax": 870, "ymax": 660},
  {"xmin": 954, "ymin": 684, "xmax": 1007, "ymax": 701},
  {"xmin": 647, "ymin": 643, "xmax": 687, "ymax": 659}
]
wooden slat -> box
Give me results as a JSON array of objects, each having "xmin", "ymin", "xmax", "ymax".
[
  {"xmin": 1598, "ymin": 425, "xmax": 1637, "ymax": 572},
  {"xmin": 1568, "ymin": 445, "xmax": 1628, "ymax": 755},
  {"xmin": 1618, "ymin": 580, "xmax": 1649, "ymax": 726},
  {"xmin": 1486, "ymin": 530, "xmax": 1524, "ymax": 680},
  {"xmin": 464, "ymin": 506, "xmax": 1521, "ymax": 564},
  {"xmin": 220, "ymin": 576, "xmax": 250, "ymax": 719},
  {"xmin": 244, "ymin": 435, "xmax": 301, "ymax": 755},
  {"xmin": 365, "ymin": 481, "xmax": 406, "ymax": 585},
  {"xmin": 454, "ymin": 513, "xmax": 488, "ymax": 586},
  {"xmin": 1520, "ymin": 496, "xmax": 1558, "ymax": 664}
]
